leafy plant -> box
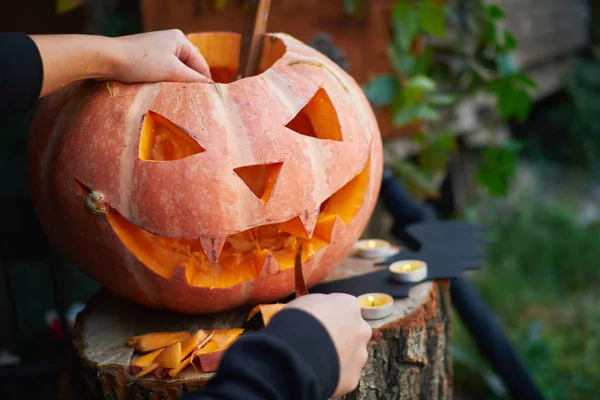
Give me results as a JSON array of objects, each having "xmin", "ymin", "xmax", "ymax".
[
  {"xmin": 456, "ymin": 194, "xmax": 600, "ymax": 399},
  {"xmin": 362, "ymin": 1, "xmax": 536, "ymax": 200}
]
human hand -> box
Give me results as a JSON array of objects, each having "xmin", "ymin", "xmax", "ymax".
[
  {"xmin": 285, "ymin": 293, "xmax": 372, "ymax": 397},
  {"xmin": 111, "ymin": 29, "xmax": 212, "ymax": 84}
]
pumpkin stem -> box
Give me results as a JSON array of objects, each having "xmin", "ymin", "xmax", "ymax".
[{"xmin": 84, "ymin": 191, "xmax": 108, "ymax": 218}]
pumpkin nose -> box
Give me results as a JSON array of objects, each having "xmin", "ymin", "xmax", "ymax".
[{"xmin": 233, "ymin": 161, "xmax": 283, "ymax": 204}]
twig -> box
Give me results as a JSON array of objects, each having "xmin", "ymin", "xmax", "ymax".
[
  {"xmin": 235, "ymin": 0, "xmax": 272, "ymax": 80},
  {"xmin": 295, "ymin": 244, "xmax": 309, "ymax": 297}
]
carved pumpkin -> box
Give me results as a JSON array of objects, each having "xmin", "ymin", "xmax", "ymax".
[{"xmin": 27, "ymin": 32, "xmax": 383, "ymax": 314}]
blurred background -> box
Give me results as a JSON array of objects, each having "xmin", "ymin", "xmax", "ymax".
[{"xmin": 0, "ymin": 0, "xmax": 598, "ymax": 399}]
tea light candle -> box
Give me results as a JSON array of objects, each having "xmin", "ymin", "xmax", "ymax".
[
  {"xmin": 355, "ymin": 239, "xmax": 391, "ymax": 259},
  {"xmin": 389, "ymin": 260, "xmax": 428, "ymax": 283},
  {"xmin": 357, "ymin": 293, "xmax": 394, "ymax": 320}
]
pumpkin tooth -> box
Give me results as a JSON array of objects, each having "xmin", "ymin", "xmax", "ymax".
[
  {"xmin": 171, "ymin": 265, "xmax": 190, "ymax": 284},
  {"xmin": 298, "ymin": 207, "xmax": 319, "ymax": 239},
  {"xmin": 200, "ymin": 235, "xmax": 227, "ymax": 265},
  {"xmin": 314, "ymin": 214, "xmax": 346, "ymax": 244},
  {"xmin": 256, "ymin": 249, "xmax": 280, "ymax": 278}
]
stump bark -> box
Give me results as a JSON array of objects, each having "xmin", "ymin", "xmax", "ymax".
[{"xmin": 72, "ymin": 253, "xmax": 452, "ymax": 400}]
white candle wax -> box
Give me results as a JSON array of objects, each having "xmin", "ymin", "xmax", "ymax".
[{"xmin": 389, "ymin": 260, "xmax": 428, "ymax": 283}]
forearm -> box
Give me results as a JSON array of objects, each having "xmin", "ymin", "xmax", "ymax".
[
  {"xmin": 29, "ymin": 34, "xmax": 123, "ymax": 97},
  {"xmin": 1, "ymin": 30, "xmax": 211, "ymax": 117}
]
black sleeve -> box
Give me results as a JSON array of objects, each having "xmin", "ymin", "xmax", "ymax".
[
  {"xmin": 182, "ymin": 309, "xmax": 339, "ymax": 400},
  {"xmin": 0, "ymin": 32, "xmax": 44, "ymax": 116}
]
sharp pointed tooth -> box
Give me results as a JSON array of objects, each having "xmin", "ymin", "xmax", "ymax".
[
  {"xmin": 200, "ymin": 235, "xmax": 227, "ymax": 265},
  {"xmin": 171, "ymin": 265, "xmax": 189, "ymax": 284},
  {"xmin": 314, "ymin": 214, "xmax": 346, "ymax": 243},
  {"xmin": 298, "ymin": 207, "xmax": 319, "ymax": 239},
  {"xmin": 256, "ymin": 250, "xmax": 280, "ymax": 278}
]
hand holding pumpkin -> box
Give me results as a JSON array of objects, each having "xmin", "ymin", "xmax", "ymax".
[
  {"xmin": 111, "ymin": 30, "xmax": 213, "ymax": 84},
  {"xmin": 30, "ymin": 29, "xmax": 213, "ymax": 98},
  {"xmin": 286, "ymin": 293, "xmax": 372, "ymax": 397}
]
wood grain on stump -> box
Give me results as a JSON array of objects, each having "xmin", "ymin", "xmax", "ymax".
[{"xmin": 72, "ymin": 252, "xmax": 452, "ymax": 400}]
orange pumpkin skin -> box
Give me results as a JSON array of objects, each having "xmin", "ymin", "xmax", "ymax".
[{"xmin": 27, "ymin": 32, "xmax": 383, "ymax": 314}]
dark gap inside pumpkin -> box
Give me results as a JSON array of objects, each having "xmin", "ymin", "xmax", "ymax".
[
  {"xmin": 285, "ymin": 88, "xmax": 343, "ymax": 141},
  {"xmin": 187, "ymin": 33, "xmax": 286, "ymax": 82},
  {"xmin": 74, "ymin": 178, "xmax": 91, "ymax": 196},
  {"xmin": 234, "ymin": 162, "xmax": 283, "ymax": 204},
  {"xmin": 209, "ymin": 67, "xmax": 237, "ymax": 84},
  {"xmin": 101, "ymin": 154, "xmax": 371, "ymax": 289},
  {"xmin": 139, "ymin": 111, "xmax": 205, "ymax": 162}
]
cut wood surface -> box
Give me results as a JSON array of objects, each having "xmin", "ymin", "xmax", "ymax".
[{"xmin": 72, "ymin": 247, "xmax": 452, "ymax": 400}]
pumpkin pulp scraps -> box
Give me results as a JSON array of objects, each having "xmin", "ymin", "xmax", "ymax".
[
  {"xmin": 127, "ymin": 328, "xmax": 244, "ymax": 378},
  {"xmin": 128, "ymin": 298, "xmax": 302, "ymax": 380}
]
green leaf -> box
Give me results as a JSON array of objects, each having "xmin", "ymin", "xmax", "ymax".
[
  {"xmin": 56, "ymin": 0, "xmax": 83, "ymax": 15},
  {"xmin": 487, "ymin": 4, "xmax": 504, "ymax": 20},
  {"xmin": 403, "ymin": 76, "xmax": 437, "ymax": 106},
  {"xmin": 503, "ymin": 32, "xmax": 518, "ymax": 51},
  {"xmin": 511, "ymin": 89, "xmax": 533, "ymax": 122},
  {"xmin": 416, "ymin": 104, "xmax": 441, "ymax": 121},
  {"xmin": 406, "ymin": 75, "xmax": 437, "ymax": 92},
  {"xmin": 215, "ymin": 0, "xmax": 227, "ymax": 10},
  {"xmin": 364, "ymin": 75, "xmax": 400, "ymax": 106},
  {"xmin": 392, "ymin": 105, "xmax": 419, "ymax": 126},
  {"xmin": 418, "ymin": 129, "xmax": 456, "ymax": 171},
  {"xmin": 387, "ymin": 45, "xmax": 416, "ymax": 75},
  {"xmin": 497, "ymin": 53, "xmax": 518, "ymax": 76},
  {"xmin": 394, "ymin": 160, "xmax": 443, "ymax": 199},
  {"xmin": 476, "ymin": 141, "xmax": 521, "ymax": 197},
  {"xmin": 514, "ymin": 72, "xmax": 538, "ymax": 89},
  {"xmin": 428, "ymin": 93, "xmax": 456, "ymax": 105},
  {"xmin": 344, "ymin": 0, "xmax": 359, "ymax": 15},
  {"xmin": 392, "ymin": 1, "xmax": 420, "ymax": 51},
  {"xmin": 413, "ymin": 47, "xmax": 433, "ymax": 75},
  {"xmin": 488, "ymin": 77, "xmax": 533, "ymax": 122},
  {"xmin": 483, "ymin": 20, "xmax": 497, "ymax": 44},
  {"xmin": 418, "ymin": 0, "xmax": 446, "ymax": 37}
]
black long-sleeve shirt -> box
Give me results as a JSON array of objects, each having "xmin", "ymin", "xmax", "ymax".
[
  {"xmin": 186, "ymin": 309, "xmax": 339, "ymax": 400},
  {"xmin": 1, "ymin": 32, "xmax": 340, "ymax": 399},
  {"xmin": 0, "ymin": 32, "xmax": 44, "ymax": 116}
]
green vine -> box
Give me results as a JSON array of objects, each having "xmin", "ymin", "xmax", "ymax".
[{"xmin": 362, "ymin": 0, "xmax": 537, "ymax": 200}]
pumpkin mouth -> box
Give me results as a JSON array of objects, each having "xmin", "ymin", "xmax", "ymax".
[{"xmin": 76, "ymin": 156, "xmax": 370, "ymax": 289}]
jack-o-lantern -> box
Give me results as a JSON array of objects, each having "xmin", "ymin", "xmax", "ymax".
[{"xmin": 27, "ymin": 32, "xmax": 383, "ymax": 314}]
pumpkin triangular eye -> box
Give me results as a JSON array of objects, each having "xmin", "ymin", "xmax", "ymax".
[
  {"xmin": 285, "ymin": 87, "xmax": 343, "ymax": 141},
  {"xmin": 234, "ymin": 162, "xmax": 283, "ymax": 204},
  {"xmin": 139, "ymin": 111, "xmax": 205, "ymax": 161}
]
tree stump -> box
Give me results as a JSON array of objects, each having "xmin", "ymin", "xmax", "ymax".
[{"xmin": 72, "ymin": 251, "xmax": 452, "ymax": 400}]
